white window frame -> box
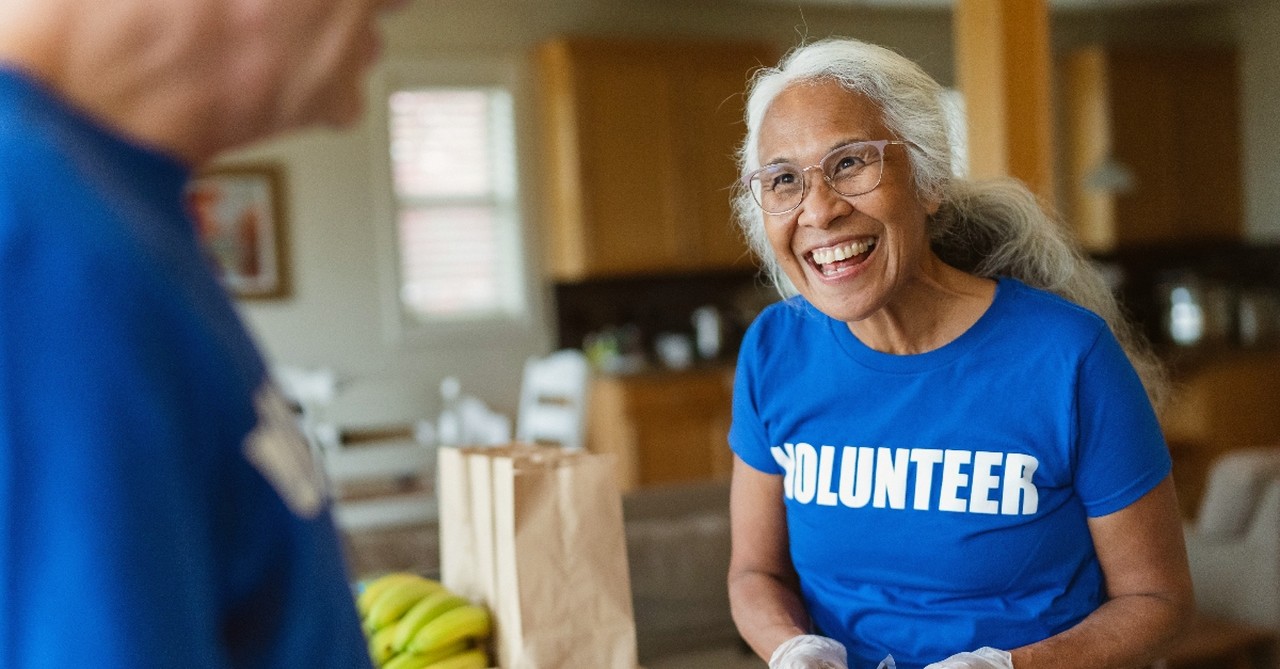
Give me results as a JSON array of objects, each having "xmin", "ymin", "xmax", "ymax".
[{"xmin": 368, "ymin": 57, "xmax": 544, "ymax": 346}]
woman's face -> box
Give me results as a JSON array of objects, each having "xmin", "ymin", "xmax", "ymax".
[{"xmin": 756, "ymin": 80, "xmax": 939, "ymax": 323}]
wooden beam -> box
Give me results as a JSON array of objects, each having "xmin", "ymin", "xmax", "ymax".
[{"xmin": 953, "ymin": 0, "xmax": 1055, "ymax": 202}]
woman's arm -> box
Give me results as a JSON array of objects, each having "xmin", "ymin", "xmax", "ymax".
[
  {"xmin": 1009, "ymin": 476, "xmax": 1195, "ymax": 669},
  {"xmin": 728, "ymin": 455, "xmax": 815, "ymax": 661}
]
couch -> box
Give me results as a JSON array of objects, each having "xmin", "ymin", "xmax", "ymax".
[
  {"xmin": 623, "ymin": 479, "xmax": 743, "ymax": 663},
  {"xmin": 1183, "ymin": 447, "xmax": 1280, "ymax": 632}
]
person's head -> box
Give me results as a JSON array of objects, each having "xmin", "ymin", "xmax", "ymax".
[
  {"xmin": 0, "ymin": 0, "xmax": 407, "ymax": 163},
  {"xmin": 224, "ymin": 0, "xmax": 408, "ymax": 134},
  {"xmin": 734, "ymin": 37, "xmax": 956, "ymax": 303}
]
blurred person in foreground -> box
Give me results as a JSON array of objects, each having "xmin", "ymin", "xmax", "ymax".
[
  {"xmin": 0, "ymin": 0, "xmax": 405, "ymax": 665},
  {"xmin": 726, "ymin": 37, "xmax": 1193, "ymax": 669}
]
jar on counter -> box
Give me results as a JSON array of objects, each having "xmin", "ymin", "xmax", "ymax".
[
  {"xmin": 1156, "ymin": 273, "xmax": 1234, "ymax": 349},
  {"xmin": 1236, "ymin": 289, "xmax": 1280, "ymax": 348}
]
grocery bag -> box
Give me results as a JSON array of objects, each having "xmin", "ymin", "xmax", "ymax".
[
  {"xmin": 438, "ymin": 444, "xmax": 638, "ymax": 669},
  {"xmin": 437, "ymin": 445, "xmax": 480, "ymax": 600},
  {"xmin": 438, "ymin": 444, "xmax": 546, "ymax": 603}
]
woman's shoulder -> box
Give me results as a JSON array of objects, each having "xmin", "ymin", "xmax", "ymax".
[
  {"xmin": 749, "ymin": 295, "xmax": 826, "ymax": 333},
  {"xmin": 996, "ymin": 277, "xmax": 1109, "ymax": 343}
]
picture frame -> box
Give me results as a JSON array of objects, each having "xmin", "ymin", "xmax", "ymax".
[{"xmin": 186, "ymin": 163, "xmax": 290, "ymax": 299}]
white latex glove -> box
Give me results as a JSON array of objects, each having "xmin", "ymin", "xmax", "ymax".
[
  {"xmin": 769, "ymin": 634, "xmax": 849, "ymax": 669},
  {"xmin": 922, "ymin": 647, "xmax": 1014, "ymax": 669}
]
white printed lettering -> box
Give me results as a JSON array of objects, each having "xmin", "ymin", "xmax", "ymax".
[
  {"xmin": 816, "ymin": 445, "xmax": 839, "ymax": 506},
  {"xmin": 939, "ymin": 450, "xmax": 972, "ymax": 512},
  {"xmin": 873, "ymin": 447, "xmax": 909, "ymax": 509},
  {"xmin": 770, "ymin": 443, "xmax": 1040, "ymax": 516},
  {"xmin": 838, "ymin": 446, "xmax": 873, "ymax": 508},
  {"xmin": 910, "ymin": 448, "xmax": 944, "ymax": 510},
  {"xmin": 969, "ymin": 451, "xmax": 1003, "ymax": 514},
  {"xmin": 1002, "ymin": 453, "xmax": 1040, "ymax": 514},
  {"xmin": 794, "ymin": 442, "xmax": 818, "ymax": 504}
]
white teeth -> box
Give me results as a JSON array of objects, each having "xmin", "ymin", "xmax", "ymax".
[{"xmin": 811, "ymin": 239, "xmax": 875, "ymax": 266}]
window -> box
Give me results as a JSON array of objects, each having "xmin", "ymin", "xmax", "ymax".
[{"xmin": 374, "ymin": 60, "xmax": 529, "ymax": 334}]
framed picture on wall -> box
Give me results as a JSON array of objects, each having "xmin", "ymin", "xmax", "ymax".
[{"xmin": 186, "ymin": 163, "xmax": 290, "ymax": 299}]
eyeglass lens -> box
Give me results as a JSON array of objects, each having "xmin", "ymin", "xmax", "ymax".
[{"xmin": 747, "ymin": 141, "xmax": 887, "ymax": 214}]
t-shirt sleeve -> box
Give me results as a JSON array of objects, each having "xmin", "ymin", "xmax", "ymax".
[
  {"xmin": 1073, "ymin": 327, "xmax": 1172, "ymax": 517},
  {"xmin": 729, "ymin": 318, "xmax": 782, "ymax": 475}
]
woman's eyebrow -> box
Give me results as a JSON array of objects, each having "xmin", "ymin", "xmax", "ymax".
[{"xmin": 761, "ymin": 137, "xmax": 870, "ymax": 167}]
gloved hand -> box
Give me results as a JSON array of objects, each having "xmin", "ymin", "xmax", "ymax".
[
  {"xmin": 769, "ymin": 634, "xmax": 848, "ymax": 669},
  {"xmin": 922, "ymin": 647, "xmax": 1014, "ymax": 669}
]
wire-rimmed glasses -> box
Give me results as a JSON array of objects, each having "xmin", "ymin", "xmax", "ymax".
[{"xmin": 740, "ymin": 139, "xmax": 910, "ymax": 215}]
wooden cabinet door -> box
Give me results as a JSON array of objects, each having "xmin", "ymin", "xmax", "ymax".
[
  {"xmin": 587, "ymin": 368, "xmax": 735, "ymax": 492},
  {"xmin": 537, "ymin": 38, "xmax": 772, "ymax": 280},
  {"xmin": 1062, "ymin": 46, "xmax": 1242, "ymax": 251},
  {"xmin": 555, "ymin": 40, "xmax": 686, "ymax": 276},
  {"xmin": 673, "ymin": 46, "xmax": 770, "ymax": 272},
  {"xmin": 624, "ymin": 371, "xmax": 734, "ymax": 487},
  {"xmin": 1109, "ymin": 48, "xmax": 1242, "ymax": 247}
]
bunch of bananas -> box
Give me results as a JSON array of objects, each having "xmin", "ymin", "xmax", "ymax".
[{"xmin": 355, "ymin": 572, "xmax": 492, "ymax": 669}]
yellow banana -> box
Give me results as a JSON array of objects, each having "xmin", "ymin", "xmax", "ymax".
[
  {"xmin": 356, "ymin": 572, "xmax": 422, "ymax": 618},
  {"xmin": 392, "ymin": 590, "xmax": 470, "ymax": 651},
  {"xmin": 381, "ymin": 640, "xmax": 472, "ymax": 669},
  {"xmin": 406, "ymin": 604, "xmax": 491, "ymax": 655},
  {"xmin": 364, "ymin": 578, "xmax": 444, "ymax": 633},
  {"xmin": 420, "ymin": 648, "xmax": 489, "ymax": 669},
  {"xmin": 368, "ymin": 623, "xmax": 400, "ymax": 665}
]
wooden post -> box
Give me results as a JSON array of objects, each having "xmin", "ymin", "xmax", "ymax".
[{"xmin": 953, "ymin": 0, "xmax": 1055, "ymax": 203}]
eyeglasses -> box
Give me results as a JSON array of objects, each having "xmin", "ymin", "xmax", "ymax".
[{"xmin": 741, "ymin": 139, "xmax": 910, "ymax": 215}]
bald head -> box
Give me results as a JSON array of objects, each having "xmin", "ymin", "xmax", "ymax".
[{"xmin": 0, "ymin": 0, "xmax": 404, "ymax": 166}]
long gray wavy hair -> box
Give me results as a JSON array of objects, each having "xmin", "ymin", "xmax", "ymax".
[{"xmin": 732, "ymin": 37, "xmax": 1169, "ymax": 408}]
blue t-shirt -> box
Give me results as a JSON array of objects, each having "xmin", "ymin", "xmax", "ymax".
[
  {"xmin": 0, "ymin": 68, "xmax": 371, "ymax": 668},
  {"xmin": 730, "ymin": 277, "xmax": 1170, "ymax": 669}
]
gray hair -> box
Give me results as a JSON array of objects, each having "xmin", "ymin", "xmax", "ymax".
[{"xmin": 733, "ymin": 37, "xmax": 1169, "ymax": 408}]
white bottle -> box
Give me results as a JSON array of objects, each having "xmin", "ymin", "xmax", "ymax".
[
  {"xmin": 437, "ymin": 376, "xmax": 462, "ymax": 447},
  {"xmin": 692, "ymin": 305, "xmax": 723, "ymax": 360}
]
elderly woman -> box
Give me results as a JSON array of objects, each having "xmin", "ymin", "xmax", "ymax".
[{"xmin": 726, "ymin": 37, "xmax": 1193, "ymax": 669}]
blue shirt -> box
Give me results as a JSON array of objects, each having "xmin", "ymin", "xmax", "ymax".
[
  {"xmin": 0, "ymin": 67, "xmax": 371, "ymax": 668},
  {"xmin": 730, "ymin": 277, "xmax": 1170, "ymax": 669}
]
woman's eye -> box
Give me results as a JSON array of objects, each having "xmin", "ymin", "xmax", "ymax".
[
  {"xmin": 770, "ymin": 172, "xmax": 797, "ymax": 189},
  {"xmin": 833, "ymin": 156, "xmax": 863, "ymax": 173}
]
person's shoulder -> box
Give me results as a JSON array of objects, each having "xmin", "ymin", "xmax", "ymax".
[
  {"xmin": 997, "ymin": 277, "xmax": 1108, "ymax": 342},
  {"xmin": 747, "ymin": 295, "xmax": 823, "ymax": 334},
  {"xmin": 739, "ymin": 295, "xmax": 822, "ymax": 358}
]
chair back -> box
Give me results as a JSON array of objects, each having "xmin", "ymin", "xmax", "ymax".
[
  {"xmin": 320, "ymin": 436, "xmax": 437, "ymax": 531},
  {"xmin": 1184, "ymin": 446, "xmax": 1280, "ymax": 632},
  {"xmin": 1194, "ymin": 447, "xmax": 1280, "ymax": 541},
  {"xmin": 515, "ymin": 349, "xmax": 591, "ymax": 451}
]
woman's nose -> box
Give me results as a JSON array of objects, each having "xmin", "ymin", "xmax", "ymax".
[{"xmin": 795, "ymin": 173, "xmax": 853, "ymax": 229}]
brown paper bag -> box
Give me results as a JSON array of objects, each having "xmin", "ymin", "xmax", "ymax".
[
  {"xmin": 439, "ymin": 444, "xmax": 638, "ymax": 669},
  {"xmin": 439, "ymin": 444, "xmax": 550, "ymax": 603},
  {"xmin": 437, "ymin": 445, "xmax": 484, "ymax": 600},
  {"xmin": 489, "ymin": 448, "xmax": 638, "ymax": 669}
]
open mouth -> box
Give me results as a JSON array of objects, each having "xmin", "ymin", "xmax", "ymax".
[{"xmin": 808, "ymin": 238, "xmax": 877, "ymax": 277}]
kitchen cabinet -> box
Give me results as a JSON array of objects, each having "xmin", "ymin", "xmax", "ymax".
[
  {"xmin": 535, "ymin": 37, "xmax": 777, "ymax": 280},
  {"xmin": 1062, "ymin": 45, "xmax": 1243, "ymax": 252},
  {"xmin": 586, "ymin": 366, "xmax": 735, "ymax": 493}
]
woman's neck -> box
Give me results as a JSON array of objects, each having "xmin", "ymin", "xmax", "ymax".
[{"xmin": 846, "ymin": 256, "xmax": 997, "ymax": 355}]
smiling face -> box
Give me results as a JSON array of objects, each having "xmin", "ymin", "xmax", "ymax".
[{"xmin": 756, "ymin": 79, "xmax": 940, "ymax": 325}]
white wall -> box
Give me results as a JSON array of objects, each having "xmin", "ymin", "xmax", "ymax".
[
  {"xmin": 1236, "ymin": 0, "xmax": 1280, "ymax": 242},
  {"xmin": 226, "ymin": 0, "xmax": 1278, "ymax": 423}
]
